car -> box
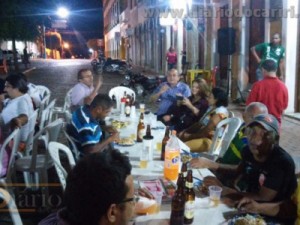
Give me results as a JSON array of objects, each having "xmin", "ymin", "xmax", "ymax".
[{"xmin": 2, "ymin": 50, "xmax": 21, "ymax": 62}]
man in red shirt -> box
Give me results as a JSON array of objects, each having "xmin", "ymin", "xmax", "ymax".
[{"xmin": 246, "ymin": 59, "xmax": 288, "ymax": 126}]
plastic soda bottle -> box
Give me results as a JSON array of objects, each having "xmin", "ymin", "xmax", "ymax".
[{"xmin": 164, "ymin": 130, "xmax": 180, "ymax": 181}]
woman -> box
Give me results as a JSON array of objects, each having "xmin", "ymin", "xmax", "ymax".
[
  {"xmin": 166, "ymin": 46, "xmax": 177, "ymax": 70},
  {"xmin": 178, "ymin": 87, "xmax": 228, "ymax": 152},
  {"xmin": 162, "ymin": 78, "xmax": 210, "ymax": 132}
]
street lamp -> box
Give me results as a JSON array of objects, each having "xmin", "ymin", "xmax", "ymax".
[{"xmin": 56, "ymin": 7, "xmax": 69, "ymax": 19}]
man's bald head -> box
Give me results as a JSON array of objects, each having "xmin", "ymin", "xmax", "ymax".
[{"xmin": 243, "ymin": 102, "xmax": 268, "ymax": 124}]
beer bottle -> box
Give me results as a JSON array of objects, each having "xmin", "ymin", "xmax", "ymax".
[
  {"xmin": 181, "ymin": 162, "xmax": 188, "ymax": 184},
  {"xmin": 170, "ymin": 177, "xmax": 185, "ymax": 225},
  {"xmin": 145, "ymin": 124, "xmax": 151, "ymax": 137},
  {"xmin": 125, "ymin": 101, "xmax": 131, "ymax": 117},
  {"xmin": 160, "ymin": 126, "xmax": 170, "ymax": 160},
  {"xmin": 136, "ymin": 113, "xmax": 145, "ymax": 142},
  {"xmin": 184, "ymin": 170, "xmax": 195, "ymax": 224}
]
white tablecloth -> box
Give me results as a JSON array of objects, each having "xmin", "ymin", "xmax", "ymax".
[{"xmin": 107, "ymin": 111, "xmax": 231, "ymax": 225}]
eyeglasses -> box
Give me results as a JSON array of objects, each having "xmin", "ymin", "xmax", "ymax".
[
  {"xmin": 245, "ymin": 127, "xmax": 270, "ymax": 139},
  {"xmin": 118, "ymin": 195, "xmax": 139, "ymax": 204}
]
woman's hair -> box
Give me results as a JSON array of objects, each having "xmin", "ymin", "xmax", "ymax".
[
  {"xmin": 5, "ymin": 73, "xmax": 28, "ymax": 94},
  {"xmin": 61, "ymin": 150, "xmax": 132, "ymax": 225},
  {"xmin": 192, "ymin": 78, "xmax": 210, "ymax": 98},
  {"xmin": 211, "ymin": 87, "xmax": 228, "ymax": 107}
]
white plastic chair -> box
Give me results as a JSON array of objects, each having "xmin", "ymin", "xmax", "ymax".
[
  {"xmin": 38, "ymin": 94, "xmax": 51, "ymax": 120},
  {"xmin": 0, "ymin": 188, "xmax": 23, "ymax": 225},
  {"xmin": 208, "ymin": 117, "xmax": 242, "ymax": 160},
  {"xmin": 63, "ymin": 128, "xmax": 80, "ymax": 161},
  {"xmin": 0, "ymin": 129, "xmax": 21, "ymax": 194},
  {"xmin": 108, "ymin": 86, "xmax": 135, "ymax": 111},
  {"xmin": 48, "ymin": 142, "xmax": 76, "ymax": 191},
  {"xmin": 23, "ymin": 109, "xmax": 39, "ymax": 156},
  {"xmin": 36, "ymin": 85, "xmax": 51, "ymax": 100},
  {"xmin": 39, "ymin": 99, "xmax": 57, "ymax": 131},
  {"xmin": 228, "ymin": 111, "xmax": 235, "ymax": 118},
  {"xmin": 52, "ymin": 89, "xmax": 72, "ymax": 122}
]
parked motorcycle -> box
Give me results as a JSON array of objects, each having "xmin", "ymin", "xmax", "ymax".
[
  {"xmin": 121, "ymin": 71, "xmax": 166, "ymax": 96},
  {"xmin": 91, "ymin": 57, "xmax": 129, "ymax": 75}
]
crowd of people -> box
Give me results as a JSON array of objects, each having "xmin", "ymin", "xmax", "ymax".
[{"xmin": 0, "ymin": 36, "xmax": 298, "ymax": 224}]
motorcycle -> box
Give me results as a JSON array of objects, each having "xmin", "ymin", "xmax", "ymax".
[
  {"xmin": 91, "ymin": 57, "xmax": 130, "ymax": 75},
  {"xmin": 121, "ymin": 71, "xmax": 166, "ymax": 96}
]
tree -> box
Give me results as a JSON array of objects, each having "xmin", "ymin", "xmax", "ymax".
[{"xmin": 0, "ymin": 0, "xmax": 42, "ymax": 71}]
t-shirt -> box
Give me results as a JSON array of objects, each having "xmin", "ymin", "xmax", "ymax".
[
  {"xmin": 255, "ymin": 42, "xmax": 285, "ymax": 67},
  {"xmin": 71, "ymin": 83, "xmax": 94, "ymax": 106},
  {"xmin": 67, "ymin": 106, "xmax": 102, "ymax": 156},
  {"xmin": 1, "ymin": 93, "xmax": 34, "ymax": 141},
  {"xmin": 239, "ymin": 145, "xmax": 297, "ymax": 201},
  {"xmin": 166, "ymin": 52, "xmax": 177, "ymax": 64}
]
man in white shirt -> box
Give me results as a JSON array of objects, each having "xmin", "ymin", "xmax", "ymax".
[{"xmin": 71, "ymin": 69, "xmax": 102, "ymax": 111}]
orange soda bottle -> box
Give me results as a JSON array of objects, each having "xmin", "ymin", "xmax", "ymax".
[{"xmin": 164, "ymin": 130, "xmax": 181, "ymax": 181}]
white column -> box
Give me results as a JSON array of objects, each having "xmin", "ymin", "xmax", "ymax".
[
  {"xmin": 282, "ymin": 0, "xmax": 298, "ymax": 113},
  {"xmin": 177, "ymin": 20, "xmax": 184, "ymax": 72}
]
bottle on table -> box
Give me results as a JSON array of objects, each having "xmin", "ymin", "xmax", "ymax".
[
  {"xmin": 164, "ymin": 130, "xmax": 180, "ymax": 181},
  {"xmin": 120, "ymin": 91, "xmax": 127, "ymax": 114},
  {"xmin": 184, "ymin": 170, "xmax": 195, "ymax": 224},
  {"xmin": 181, "ymin": 162, "xmax": 188, "ymax": 184},
  {"xmin": 125, "ymin": 100, "xmax": 131, "ymax": 117},
  {"xmin": 160, "ymin": 126, "xmax": 170, "ymax": 160},
  {"xmin": 136, "ymin": 113, "xmax": 145, "ymax": 142},
  {"xmin": 170, "ymin": 175, "xmax": 185, "ymax": 225},
  {"xmin": 141, "ymin": 126, "xmax": 154, "ymax": 168}
]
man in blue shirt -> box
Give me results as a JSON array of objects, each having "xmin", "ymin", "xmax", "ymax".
[
  {"xmin": 67, "ymin": 94, "xmax": 119, "ymax": 157},
  {"xmin": 150, "ymin": 69, "xmax": 191, "ymax": 120}
]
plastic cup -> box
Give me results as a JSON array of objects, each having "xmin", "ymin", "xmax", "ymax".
[
  {"xmin": 139, "ymin": 103, "xmax": 145, "ymax": 113},
  {"xmin": 150, "ymin": 191, "xmax": 163, "ymax": 213},
  {"xmin": 156, "ymin": 142, "xmax": 162, "ymax": 151},
  {"xmin": 209, "ymin": 185, "xmax": 222, "ymax": 206}
]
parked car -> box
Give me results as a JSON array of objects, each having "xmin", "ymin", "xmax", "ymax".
[{"xmin": 2, "ymin": 50, "xmax": 21, "ymax": 63}]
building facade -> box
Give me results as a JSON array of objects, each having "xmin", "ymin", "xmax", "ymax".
[{"xmin": 104, "ymin": 0, "xmax": 300, "ymax": 114}]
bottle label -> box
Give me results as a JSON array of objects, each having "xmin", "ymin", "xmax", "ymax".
[
  {"xmin": 164, "ymin": 149, "xmax": 180, "ymax": 180},
  {"xmin": 138, "ymin": 129, "xmax": 145, "ymax": 139},
  {"xmin": 185, "ymin": 181, "xmax": 193, "ymax": 189},
  {"xmin": 125, "ymin": 106, "xmax": 130, "ymax": 115},
  {"xmin": 184, "ymin": 200, "xmax": 195, "ymax": 219},
  {"xmin": 183, "ymin": 171, "xmax": 187, "ymax": 178}
]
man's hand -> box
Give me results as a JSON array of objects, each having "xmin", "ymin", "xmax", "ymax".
[
  {"xmin": 237, "ymin": 197, "xmax": 261, "ymax": 214},
  {"xmin": 159, "ymin": 84, "xmax": 169, "ymax": 95},
  {"xmin": 190, "ymin": 157, "xmax": 217, "ymax": 170},
  {"xmin": 104, "ymin": 125, "xmax": 118, "ymax": 133}
]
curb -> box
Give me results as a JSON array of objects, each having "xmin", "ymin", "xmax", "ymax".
[{"xmin": 23, "ymin": 67, "xmax": 36, "ymax": 74}]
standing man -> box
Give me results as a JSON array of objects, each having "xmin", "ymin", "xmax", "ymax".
[
  {"xmin": 150, "ymin": 69, "xmax": 191, "ymax": 120},
  {"xmin": 251, "ymin": 32, "xmax": 285, "ymax": 81},
  {"xmin": 23, "ymin": 46, "xmax": 30, "ymax": 69},
  {"xmin": 71, "ymin": 68, "xmax": 103, "ymax": 111},
  {"xmin": 246, "ymin": 60, "xmax": 288, "ymax": 126},
  {"xmin": 67, "ymin": 94, "xmax": 119, "ymax": 157}
]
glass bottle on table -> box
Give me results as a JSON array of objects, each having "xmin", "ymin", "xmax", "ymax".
[
  {"xmin": 181, "ymin": 162, "xmax": 188, "ymax": 184},
  {"xmin": 125, "ymin": 100, "xmax": 131, "ymax": 117},
  {"xmin": 120, "ymin": 91, "xmax": 127, "ymax": 114},
  {"xmin": 136, "ymin": 113, "xmax": 145, "ymax": 142},
  {"xmin": 184, "ymin": 170, "xmax": 195, "ymax": 224},
  {"xmin": 160, "ymin": 126, "xmax": 170, "ymax": 160},
  {"xmin": 170, "ymin": 175, "xmax": 185, "ymax": 225}
]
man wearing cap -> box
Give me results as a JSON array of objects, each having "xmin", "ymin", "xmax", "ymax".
[
  {"xmin": 192, "ymin": 114, "xmax": 297, "ymax": 204},
  {"xmin": 246, "ymin": 59, "xmax": 288, "ymax": 126}
]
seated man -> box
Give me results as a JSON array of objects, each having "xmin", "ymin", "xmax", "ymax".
[
  {"xmin": 191, "ymin": 114, "xmax": 297, "ymax": 203},
  {"xmin": 67, "ymin": 94, "xmax": 119, "ymax": 157},
  {"xmin": 39, "ymin": 150, "xmax": 136, "ymax": 225},
  {"xmin": 150, "ymin": 68, "xmax": 191, "ymax": 120},
  {"xmin": 71, "ymin": 68, "xmax": 103, "ymax": 111}
]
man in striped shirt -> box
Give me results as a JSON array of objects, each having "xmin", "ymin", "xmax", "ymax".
[{"xmin": 67, "ymin": 94, "xmax": 119, "ymax": 157}]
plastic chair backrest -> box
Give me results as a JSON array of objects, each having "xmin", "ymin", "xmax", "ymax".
[
  {"xmin": 36, "ymin": 85, "xmax": 51, "ymax": 100},
  {"xmin": 208, "ymin": 117, "xmax": 242, "ymax": 159},
  {"xmin": 24, "ymin": 109, "xmax": 39, "ymax": 156},
  {"xmin": 63, "ymin": 89, "xmax": 72, "ymax": 112},
  {"xmin": 228, "ymin": 111, "xmax": 235, "ymax": 118},
  {"xmin": 63, "ymin": 128, "xmax": 80, "ymax": 161},
  {"xmin": 108, "ymin": 86, "xmax": 135, "ymax": 111},
  {"xmin": 0, "ymin": 129, "xmax": 21, "ymax": 180},
  {"xmin": 39, "ymin": 99, "xmax": 57, "ymax": 131},
  {"xmin": 0, "ymin": 188, "xmax": 23, "ymax": 225},
  {"xmin": 38, "ymin": 94, "xmax": 51, "ymax": 119},
  {"xmin": 48, "ymin": 142, "xmax": 76, "ymax": 190}
]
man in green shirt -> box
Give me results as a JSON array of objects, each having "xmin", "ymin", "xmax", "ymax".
[{"xmin": 251, "ymin": 33, "xmax": 285, "ymax": 81}]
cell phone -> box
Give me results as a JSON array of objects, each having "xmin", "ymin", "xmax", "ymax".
[{"xmin": 176, "ymin": 95, "xmax": 184, "ymax": 100}]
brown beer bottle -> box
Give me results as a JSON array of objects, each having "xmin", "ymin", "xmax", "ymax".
[
  {"xmin": 184, "ymin": 170, "xmax": 195, "ymax": 224},
  {"xmin": 136, "ymin": 113, "xmax": 145, "ymax": 142},
  {"xmin": 145, "ymin": 124, "xmax": 151, "ymax": 137},
  {"xmin": 125, "ymin": 101, "xmax": 131, "ymax": 117},
  {"xmin": 181, "ymin": 162, "xmax": 188, "ymax": 184},
  {"xmin": 160, "ymin": 126, "xmax": 170, "ymax": 160},
  {"xmin": 170, "ymin": 175, "xmax": 185, "ymax": 225}
]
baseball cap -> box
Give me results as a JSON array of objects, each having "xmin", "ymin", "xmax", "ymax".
[{"xmin": 247, "ymin": 114, "xmax": 279, "ymax": 135}]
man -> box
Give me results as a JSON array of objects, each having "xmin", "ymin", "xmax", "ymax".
[
  {"xmin": 71, "ymin": 68, "xmax": 103, "ymax": 111},
  {"xmin": 191, "ymin": 114, "xmax": 297, "ymax": 203},
  {"xmin": 251, "ymin": 32, "xmax": 285, "ymax": 81},
  {"xmin": 67, "ymin": 94, "xmax": 119, "ymax": 157},
  {"xmin": 39, "ymin": 150, "xmax": 136, "ymax": 225},
  {"xmin": 150, "ymin": 68, "xmax": 191, "ymax": 120},
  {"xmin": 246, "ymin": 59, "xmax": 288, "ymax": 125}
]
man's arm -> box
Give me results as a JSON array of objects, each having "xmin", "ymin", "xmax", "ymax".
[
  {"xmin": 84, "ymin": 75, "xmax": 103, "ymax": 105},
  {"xmin": 279, "ymin": 59, "xmax": 285, "ymax": 82},
  {"xmin": 149, "ymin": 84, "xmax": 169, "ymax": 103},
  {"xmin": 10, "ymin": 114, "xmax": 28, "ymax": 129},
  {"xmin": 250, "ymin": 46, "xmax": 261, "ymax": 64}
]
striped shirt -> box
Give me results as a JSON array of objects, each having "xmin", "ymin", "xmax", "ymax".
[
  {"xmin": 154, "ymin": 81, "xmax": 191, "ymax": 116},
  {"xmin": 68, "ymin": 105, "xmax": 102, "ymax": 155}
]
